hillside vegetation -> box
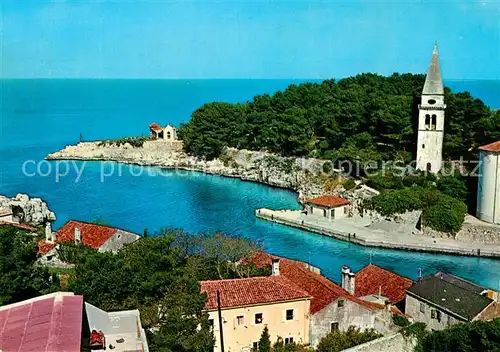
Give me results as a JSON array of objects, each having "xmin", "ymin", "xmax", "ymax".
[{"xmin": 180, "ymin": 73, "xmax": 500, "ymax": 162}]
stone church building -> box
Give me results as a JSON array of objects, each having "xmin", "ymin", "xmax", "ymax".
[{"xmin": 416, "ymin": 44, "xmax": 446, "ymax": 173}]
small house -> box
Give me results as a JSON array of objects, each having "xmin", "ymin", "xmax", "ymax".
[
  {"xmin": 38, "ymin": 220, "xmax": 140, "ymax": 266},
  {"xmin": 304, "ymin": 195, "xmax": 350, "ymax": 220},
  {"xmin": 405, "ymin": 275, "xmax": 500, "ymax": 330},
  {"xmin": 149, "ymin": 123, "xmax": 178, "ymax": 141}
]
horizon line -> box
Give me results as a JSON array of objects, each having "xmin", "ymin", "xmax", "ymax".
[{"xmin": 1, "ymin": 77, "xmax": 498, "ymax": 81}]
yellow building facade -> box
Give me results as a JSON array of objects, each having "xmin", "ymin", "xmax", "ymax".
[{"xmin": 201, "ymin": 275, "xmax": 311, "ymax": 352}]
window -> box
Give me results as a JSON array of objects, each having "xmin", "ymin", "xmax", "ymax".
[
  {"xmin": 284, "ymin": 337, "xmax": 294, "ymax": 345},
  {"xmin": 331, "ymin": 322, "xmax": 339, "ymax": 332},
  {"xmin": 428, "ymin": 99, "xmax": 436, "ymax": 105},
  {"xmin": 420, "ymin": 302, "xmax": 425, "ymax": 313},
  {"xmin": 422, "ymin": 144, "xmax": 425, "ymax": 149},
  {"xmin": 252, "ymin": 342, "xmax": 259, "ymax": 351},
  {"xmin": 236, "ymin": 315, "xmax": 244, "ymax": 326},
  {"xmin": 337, "ymin": 300, "xmax": 345, "ymax": 308},
  {"xmin": 286, "ymin": 309, "xmax": 294, "ymax": 321},
  {"xmin": 431, "ymin": 309, "xmax": 436, "ymax": 319},
  {"xmin": 425, "ymin": 114, "xmax": 430, "ymax": 127},
  {"xmin": 431, "ymin": 114, "xmax": 437, "ymax": 130},
  {"xmin": 208, "ymin": 319, "xmax": 214, "ymax": 329},
  {"xmin": 255, "ymin": 313, "xmax": 263, "ymax": 324},
  {"xmin": 436, "ymin": 310, "xmax": 442, "ymax": 322}
]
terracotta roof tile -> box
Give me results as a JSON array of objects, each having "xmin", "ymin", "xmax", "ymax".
[
  {"xmin": 38, "ymin": 240, "xmax": 57, "ymax": 255},
  {"xmin": 354, "ymin": 264, "xmax": 413, "ymax": 304},
  {"xmin": 149, "ymin": 123, "xmax": 163, "ymax": 132},
  {"xmin": 304, "ymin": 195, "xmax": 349, "ymax": 208},
  {"xmin": 248, "ymin": 252, "xmax": 378, "ymax": 314},
  {"xmin": 201, "ymin": 276, "xmax": 310, "ymax": 310},
  {"xmin": 56, "ymin": 220, "xmax": 118, "ymax": 248},
  {"xmin": 479, "ymin": 140, "xmax": 500, "ymax": 153}
]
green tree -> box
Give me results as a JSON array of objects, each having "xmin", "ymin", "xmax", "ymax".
[
  {"xmin": 258, "ymin": 326, "xmax": 271, "ymax": 352},
  {"xmin": 67, "ymin": 233, "xmax": 214, "ymax": 352},
  {"xmin": 0, "ymin": 225, "xmax": 57, "ymax": 305},
  {"xmin": 436, "ymin": 173, "xmax": 468, "ymax": 202},
  {"xmin": 316, "ymin": 326, "xmax": 382, "ymax": 352},
  {"xmin": 417, "ymin": 319, "xmax": 500, "ymax": 352}
]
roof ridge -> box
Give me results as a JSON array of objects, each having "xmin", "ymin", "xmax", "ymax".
[
  {"xmin": 359, "ymin": 264, "xmax": 413, "ymax": 282},
  {"xmin": 58, "ymin": 219, "xmax": 138, "ymax": 235}
]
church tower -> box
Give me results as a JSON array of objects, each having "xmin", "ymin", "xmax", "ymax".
[{"xmin": 416, "ymin": 44, "xmax": 446, "ymax": 173}]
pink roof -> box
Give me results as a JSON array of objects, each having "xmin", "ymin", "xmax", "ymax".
[{"xmin": 0, "ymin": 293, "xmax": 83, "ymax": 352}]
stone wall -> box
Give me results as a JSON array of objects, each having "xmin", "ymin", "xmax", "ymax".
[
  {"xmin": 310, "ymin": 298, "xmax": 395, "ymax": 348},
  {"xmin": 341, "ymin": 333, "xmax": 417, "ymax": 352}
]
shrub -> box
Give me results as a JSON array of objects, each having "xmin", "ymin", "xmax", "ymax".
[
  {"xmin": 343, "ymin": 179, "xmax": 356, "ymax": 191},
  {"xmin": 316, "ymin": 326, "xmax": 382, "ymax": 352},
  {"xmin": 436, "ymin": 173, "xmax": 468, "ymax": 202},
  {"xmin": 365, "ymin": 186, "xmax": 426, "ymax": 216},
  {"xmin": 422, "ymin": 194, "xmax": 467, "ymax": 233},
  {"xmin": 416, "ymin": 319, "xmax": 500, "ymax": 352},
  {"xmin": 365, "ymin": 187, "xmax": 467, "ymax": 233},
  {"xmin": 98, "ymin": 136, "xmax": 148, "ymax": 148},
  {"xmin": 392, "ymin": 314, "xmax": 410, "ymax": 327}
]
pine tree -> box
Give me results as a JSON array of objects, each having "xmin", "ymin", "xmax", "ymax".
[{"xmin": 258, "ymin": 326, "xmax": 271, "ymax": 352}]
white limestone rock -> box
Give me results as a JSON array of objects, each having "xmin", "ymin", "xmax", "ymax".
[{"xmin": 0, "ymin": 193, "xmax": 56, "ymax": 226}]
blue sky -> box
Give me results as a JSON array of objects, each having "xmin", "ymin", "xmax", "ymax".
[{"xmin": 2, "ymin": 0, "xmax": 499, "ymax": 79}]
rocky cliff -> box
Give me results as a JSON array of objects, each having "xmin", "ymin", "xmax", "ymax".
[
  {"xmin": 47, "ymin": 141, "xmax": 349, "ymax": 200},
  {"xmin": 0, "ymin": 193, "xmax": 56, "ymax": 226}
]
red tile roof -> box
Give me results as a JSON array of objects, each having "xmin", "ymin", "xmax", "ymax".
[
  {"xmin": 0, "ymin": 292, "xmax": 83, "ymax": 352},
  {"xmin": 0, "ymin": 221, "xmax": 35, "ymax": 231},
  {"xmin": 354, "ymin": 264, "xmax": 414, "ymax": 304},
  {"xmin": 38, "ymin": 240, "xmax": 57, "ymax": 255},
  {"xmin": 304, "ymin": 195, "xmax": 349, "ymax": 208},
  {"xmin": 38, "ymin": 220, "xmax": 120, "ymax": 254},
  {"xmin": 249, "ymin": 252, "xmax": 379, "ymax": 314},
  {"xmin": 149, "ymin": 123, "xmax": 163, "ymax": 132},
  {"xmin": 201, "ymin": 276, "xmax": 310, "ymax": 310},
  {"xmin": 479, "ymin": 140, "xmax": 500, "ymax": 153}
]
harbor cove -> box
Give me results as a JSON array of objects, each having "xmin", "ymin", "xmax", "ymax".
[{"xmin": 2, "ymin": 78, "xmax": 500, "ymax": 287}]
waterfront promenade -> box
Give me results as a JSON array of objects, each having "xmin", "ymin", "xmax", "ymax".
[{"xmin": 256, "ymin": 209, "xmax": 500, "ymax": 258}]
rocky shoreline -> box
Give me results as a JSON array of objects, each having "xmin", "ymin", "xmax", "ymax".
[
  {"xmin": 46, "ymin": 140, "xmax": 349, "ymax": 200},
  {"xmin": 0, "ymin": 193, "xmax": 56, "ymax": 227},
  {"xmin": 46, "ymin": 140, "xmax": 500, "ymax": 252}
]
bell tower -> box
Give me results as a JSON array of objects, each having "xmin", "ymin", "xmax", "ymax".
[{"xmin": 416, "ymin": 44, "xmax": 446, "ymax": 173}]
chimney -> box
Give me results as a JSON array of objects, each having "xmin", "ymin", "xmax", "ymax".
[
  {"xmin": 74, "ymin": 227, "xmax": 81, "ymax": 244},
  {"xmin": 271, "ymin": 258, "xmax": 280, "ymax": 276},
  {"xmin": 45, "ymin": 222, "xmax": 52, "ymax": 242},
  {"xmin": 348, "ymin": 272, "xmax": 356, "ymax": 295},
  {"xmin": 341, "ymin": 265, "xmax": 350, "ymax": 292}
]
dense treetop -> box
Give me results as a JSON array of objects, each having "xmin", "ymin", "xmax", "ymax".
[{"xmin": 180, "ymin": 73, "xmax": 500, "ymax": 161}]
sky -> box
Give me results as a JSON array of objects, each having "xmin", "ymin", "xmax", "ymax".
[{"xmin": 1, "ymin": 0, "xmax": 499, "ymax": 79}]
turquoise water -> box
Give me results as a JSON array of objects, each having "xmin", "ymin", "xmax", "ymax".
[{"xmin": 2, "ymin": 79, "xmax": 500, "ymax": 286}]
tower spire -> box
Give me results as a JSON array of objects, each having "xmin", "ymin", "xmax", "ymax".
[{"xmin": 422, "ymin": 43, "xmax": 444, "ymax": 95}]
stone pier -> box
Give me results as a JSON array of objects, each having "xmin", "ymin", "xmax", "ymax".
[{"xmin": 255, "ymin": 208, "xmax": 500, "ymax": 258}]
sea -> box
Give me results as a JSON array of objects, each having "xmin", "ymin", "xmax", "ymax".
[{"xmin": 1, "ymin": 78, "xmax": 500, "ymax": 286}]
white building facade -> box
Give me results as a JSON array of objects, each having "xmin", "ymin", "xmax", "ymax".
[
  {"xmin": 477, "ymin": 141, "xmax": 500, "ymax": 224},
  {"xmin": 416, "ymin": 44, "xmax": 446, "ymax": 173}
]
